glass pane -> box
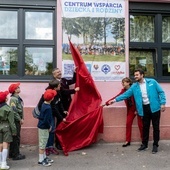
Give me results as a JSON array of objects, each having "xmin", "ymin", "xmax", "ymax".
[
  {"xmin": 0, "ymin": 11, "xmax": 17, "ymax": 39},
  {"xmin": 25, "ymin": 11, "xmax": 53, "ymax": 40},
  {"xmin": 162, "ymin": 50, "xmax": 170, "ymax": 76},
  {"xmin": 129, "ymin": 51, "xmax": 155, "ymax": 76},
  {"xmin": 0, "ymin": 47, "xmax": 18, "ymax": 75},
  {"xmin": 130, "ymin": 15, "xmax": 154, "ymax": 42},
  {"xmin": 25, "ymin": 47, "xmax": 53, "ymax": 75},
  {"xmin": 162, "ymin": 17, "xmax": 170, "ymax": 43}
]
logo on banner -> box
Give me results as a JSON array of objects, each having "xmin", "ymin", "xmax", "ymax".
[
  {"xmin": 101, "ymin": 64, "xmax": 111, "ymax": 74},
  {"xmin": 93, "ymin": 64, "xmax": 99, "ymax": 70},
  {"xmin": 112, "ymin": 64, "xmax": 125, "ymax": 75},
  {"xmin": 114, "ymin": 65, "xmax": 120, "ymax": 70}
]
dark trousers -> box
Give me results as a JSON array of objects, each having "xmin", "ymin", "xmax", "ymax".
[
  {"xmin": 142, "ymin": 104, "xmax": 160, "ymax": 147},
  {"xmin": 9, "ymin": 121, "xmax": 21, "ymax": 158}
]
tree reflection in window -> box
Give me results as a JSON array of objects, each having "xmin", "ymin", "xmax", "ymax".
[
  {"xmin": 0, "ymin": 47, "xmax": 17, "ymax": 75},
  {"xmin": 162, "ymin": 17, "xmax": 170, "ymax": 43},
  {"xmin": 130, "ymin": 15, "xmax": 154, "ymax": 42},
  {"xmin": 162, "ymin": 50, "xmax": 170, "ymax": 76},
  {"xmin": 25, "ymin": 48, "xmax": 53, "ymax": 76},
  {"xmin": 129, "ymin": 50, "xmax": 155, "ymax": 76}
]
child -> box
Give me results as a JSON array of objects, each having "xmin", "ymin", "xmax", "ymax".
[
  {"xmin": 0, "ymin": 91, "xmax": 16, "ymax": 169},
  {"xmin": 37, "ymin": 89, "xmax": 56, "ymax": 167},
  {"xmin": 38, "ymin": 79, "xmax": 67, "ymax": 155},
  {"xmin": 105, "ymin": 77, "xmax": 143, "ymax": 147},
  {"xmin": 8, "ymin": 82, "xmax": 25, "ymax": 160}
]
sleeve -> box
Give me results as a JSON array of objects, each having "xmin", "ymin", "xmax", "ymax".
[
  {"xmin": 51, "ymin": 100, "xmax": 64, "ymax": 123},
  {"xmin": 44, "ymin": 108, "xmax": 53, "ymax": 129},
  {"xmin": 115, "ymin": 86, "xmax": 134, "ymax": 102},
  {"xmin": 60, "ymin": 87, "xmax": 76, "ymax": 96},
  {"xmin": 9, "ymin": 98, "xmax": 21, "ymax": 121},
  {"xmin": 7, "ymin": 108, "xmax": 17, "ymax": 134},
  {"xmin": 105, "ymin": 89, "xmax": 125, "ymax": 105},
  {"xmin": 155, "ymin": 81, "xmax": 166, "ymax": 105}
]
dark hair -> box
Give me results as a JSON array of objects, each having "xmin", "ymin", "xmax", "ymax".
[
  {"xmin": 122, "ymin": 77, "xmax": 133, "ymax": 86},
  {"xmin": 52, "ymin": 68, "xmax": 60, "ymax": 73},
  {"xmin": 134, "ymin": 68, "xmax": 145, "ymax": 76},
  {"xmin": 46, "ymin": 79, "xmax": 60, "ymax": 90}
]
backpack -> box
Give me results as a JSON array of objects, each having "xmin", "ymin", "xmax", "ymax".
[
  {"xmin": 32, "ymin": 94, "xmax": 44, "ymax": 119},
  {"xmin": 32, "ymin": 106, "xmax": 40, "ymax": 119}
]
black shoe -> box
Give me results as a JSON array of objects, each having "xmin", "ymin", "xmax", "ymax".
[
  {"xmin": 122, "ymin": 142, "xmax": 130, "ymax": 147},
  {"xmin": 152, "ymin": 145, "xmax": 158, "ymax": 154},
  {"xmin": 138, "ymin": 144, "xmax": 148, "ymax": 151},
  {"xmin": 13, "ymin": 154, "xmax": 26, "ymax": 160}
]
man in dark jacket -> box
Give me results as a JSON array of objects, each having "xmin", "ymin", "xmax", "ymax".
[{"xmin": 52, "ymin": 68, "xmax": 79, "ymax": 111}]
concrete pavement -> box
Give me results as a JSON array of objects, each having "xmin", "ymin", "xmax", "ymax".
[{"xmin": 8, "ymin": 140, "xmax": 170, "ymax": 170}]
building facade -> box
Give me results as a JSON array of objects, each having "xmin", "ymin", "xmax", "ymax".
[{"xmin": 0, "ymin": 0, "xmax": 170, "ymax": 144}]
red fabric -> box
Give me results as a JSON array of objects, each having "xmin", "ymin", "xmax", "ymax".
[{"xmin": 56, "ymin": 40, "xmax": 103, "ymax": 155}]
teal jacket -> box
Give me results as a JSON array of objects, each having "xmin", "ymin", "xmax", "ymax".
[{"xmin": 115, "ymin": 78, "xmax": 166, "ymax": 117}]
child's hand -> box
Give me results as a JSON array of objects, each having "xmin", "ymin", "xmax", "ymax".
[
  {"xmin": 64, "ymin": 111, "xmax": 68, "ymax": 115},
  {"xmin": 20, "ymin": 119, "xmax": 24, "ymax": 125},
  {"xmin": 49, "ymin": 126, "xmax": 52, "ymax": 132}
]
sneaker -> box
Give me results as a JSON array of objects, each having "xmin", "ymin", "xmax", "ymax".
[
  {"xmin": 138, "ymin": 144, "xmax": 148, "ymax": 151},
  {"xmin": 1, "ymin": 162, "xmax": 10, "ymax": 169},
  {"xmin": 44, "ymin": 157, "xmax": 54, "ymax": 163},
  {"xmin": 152, "ymin": 145, "xmax": 158, "ymax": 154},
  {"xmin": 12, "ymin": 154, "xmax": 26, "ymax": 160},
  {"xmin": 50, "ymin": 148, "xmax": 59, "ymax": 155},
  {"xmin": 38, "ymin": 159, "xmax": 51, "ymax": 167}
]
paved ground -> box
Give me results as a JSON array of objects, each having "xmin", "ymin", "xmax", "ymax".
[{"xmin": 7, "ymin": 140, "xmax": 170, "ymax": 170}]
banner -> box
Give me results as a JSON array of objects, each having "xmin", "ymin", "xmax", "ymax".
[
  {"xmin": 61, "ymin": 0, "xmax": 126, "ymax": 81},
  {"xmin": 62, "ymin": 0, "xmax": 125, "ymax": 18}
]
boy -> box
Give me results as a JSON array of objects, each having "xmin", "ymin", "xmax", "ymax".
[
  {"xmin": 0, "ymin": 90, "xmax": 16, "ymax": 169},
  {"xmin": 37, "ymin": 89, "xmax": 56, "ymax": 166},
  {"xmin": 38, "ymin": 79, "xmax": 68, "ymax": 154},
  {"xmin": 8, "ymin": 82, "xmax": 25, "ymax": 160}
]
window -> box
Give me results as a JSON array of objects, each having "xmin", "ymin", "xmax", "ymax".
[
  {"xmin": 0, "ymin": 0, "xmax": 56, "ymax": 81},
  {"xmin": 129, "ymin": 50, "xmax": 155, "ymax": 77},
  {"xmin": 130, "ymin": 15, "xmax": 154, "ymax": 42},
  {"xmin": 129, "ymin": 2, "xmax": 170, "ymax": 82},
  {"xmin": 0, "ymin": 47, "xmax": 18, "ymax": 75},
  {"xmin": 25, "ymin": 47, "xmax": 53, "ymax": 75},
  {"xmin": 0, "ymin": 11, "xmax": 17, "ymax": 39},
  {"xmin": 25, "ymin": 11, "xmax": 53, "ymax": 40}
]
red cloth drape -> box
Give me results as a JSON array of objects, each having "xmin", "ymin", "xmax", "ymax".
[{"xmin": 56, "ymin": 40, "xmax": 103, "ymax": 155}]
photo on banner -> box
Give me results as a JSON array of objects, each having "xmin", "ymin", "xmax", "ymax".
[{"xmin": 61, "ymin": 0, "xmax": 126, "ymax": 81}]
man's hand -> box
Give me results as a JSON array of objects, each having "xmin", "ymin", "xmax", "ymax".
[
  {"xmin": 74, "ymin": 66, "xmax": 78, "ymax": 72},
  {"xmin": 75, "ymin": 87, "xmax": 80, "ymax": 91},
  {"xmin": 161, "ymin": 105, "xmax": 166, "ymax": 112}
]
